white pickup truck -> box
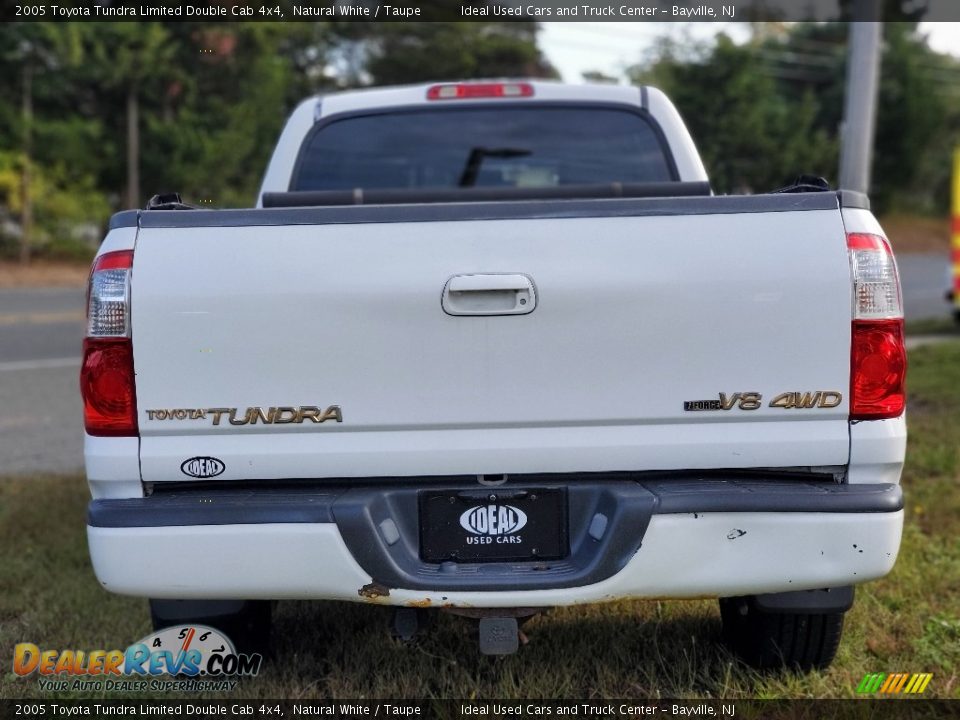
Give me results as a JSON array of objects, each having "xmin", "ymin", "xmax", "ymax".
[{"xmin": 82, "ymin": 80, "xmax": 906, "ymax": 669}]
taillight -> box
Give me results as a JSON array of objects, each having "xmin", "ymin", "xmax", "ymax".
[
  {"xmin": 81, "ymin": 250, "xmax": 137, "ymax": 436},
  {"xmin": 848, "ymin": 233, "xmax": 905, "ymax": 420},
  {"xmin": 426, "ymin": 82, "xmax": 534, "ymax": 100}
]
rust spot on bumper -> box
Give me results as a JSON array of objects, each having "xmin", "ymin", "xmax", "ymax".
[
  {"xmin": 406, "ymin": 598, "xmax": 431, "ymax": 608},
  {"xmin": 358, "ymin": 582, "xmax": 391, "ymax": 599}
]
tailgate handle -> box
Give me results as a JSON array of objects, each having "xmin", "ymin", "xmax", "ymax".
[{"xmin": 443, "ymin": 274, "xmax": 536, "ymax": 316}]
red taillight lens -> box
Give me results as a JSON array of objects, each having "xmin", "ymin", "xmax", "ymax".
[
  {"xmin": 850, "ymin": 318, "xmax": 906, "ymax": 420},
  {"xmin": 91, "ymin": 249, "xmax": 135, "ymax": 272},
  {"xmin": 426, "ymin": 82, "xmax": 535, "ymax": 100},
  {"xmin": 82, "ymin": 249, "xmax": 136, "ymax": 436},
  {"xmin": 847, "ymin": 233, "xmax": 905, "ymax": 421},
  {"xmin": 81, "ymin": 338, "xmax": 138, "ymax": 436}
]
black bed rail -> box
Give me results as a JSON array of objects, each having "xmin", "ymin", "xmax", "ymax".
[{"xmin": 262, "ymin": 181, "xmax": 712, "ymax": 208}]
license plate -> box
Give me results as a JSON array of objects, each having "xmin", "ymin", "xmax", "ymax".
[{"xmin": 419, "ymin": 488, "xmax": 567, "ymax": 563}]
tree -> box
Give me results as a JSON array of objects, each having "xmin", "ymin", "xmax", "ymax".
[
  {"xmin": 871, "ymin": 23, "xmax": 955, "ymax": 212},
  {"xmin": 629, "ymin": 34, "xmax": 837, "ymax": 194},
  {"xmin": 760, "ymin": 21, "xmax": 960, "ymax": 213},
  {"xmin": 139, "ymin": 23, "xmax": 339, "ymax": 207},
  {"xmin": 346, "ymin": 22, "xmax": 557, "ymax": 86},
  {"xmin": 0, "ymin": 23, "xmax": 104, "ymax": 261},
  {"xmin": 627, "ymin": 24, "xmax": 960, "ymax": 214},
  {"xmin": 87, "ymin": 23, "xmax": 177, "ymax": 208},
  {"xmin": 0, "ymin": 20, "xmax": 560, "ymax": 260}
]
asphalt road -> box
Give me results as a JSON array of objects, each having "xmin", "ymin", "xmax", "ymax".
[
  {"xmin": 0, "ymin": 287, "xmax": 85, "ymax": 475},
  {"xmin": 899, "ymin": 253, "xmax": 952, "ymax": 321},
  {"xmin": 0, "ymin": 254, "xmax": 954, "ymax": 476}
]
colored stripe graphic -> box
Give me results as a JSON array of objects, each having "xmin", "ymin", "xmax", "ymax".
[
  {"xmin": 857, "ymin": 672, "xmax": 933, "ymax": 694},
  {"xmin": 880, "ymin": 673, "xmax": 900, "ymax": 693},
  {"xmin": 857, "ymin": 673, "xmax": 886, "ymax": 693},
  {"xmin": 891, "ymin": 673, "xmax": 910, "ymax": 693},
  {"xmin": 909, "ymin": 673, "xmax": 933, "ymax": 694}
]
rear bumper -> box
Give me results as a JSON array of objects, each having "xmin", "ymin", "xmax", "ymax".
[{"xmin": 87, "ymin": 477, "xmax": 904, "ymax": 606}]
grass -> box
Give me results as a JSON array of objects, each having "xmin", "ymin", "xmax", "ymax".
[
  {"xmin": 0, "ymin": 261, "xmax": 90, "ymax": 289},
  {"xmin": 2, "ymin": 344, "xmax": 960, "ymax": 700},
  {"xmin": 880, "ymin": 214, "xmax": 952, "ymax": 255},
  {"xmin": 906, "ymin": 316, "xmax": 960, "ymax": 337}
]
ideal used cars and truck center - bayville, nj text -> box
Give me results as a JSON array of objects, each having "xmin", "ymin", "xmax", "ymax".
[{"xmin": 80, "ymin": 80, "xmax": 907, "ymax": 669}]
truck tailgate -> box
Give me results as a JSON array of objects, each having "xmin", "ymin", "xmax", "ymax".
[{"xmin": 131, "ymin": 197, "xmax": 852, "ymax": 483}]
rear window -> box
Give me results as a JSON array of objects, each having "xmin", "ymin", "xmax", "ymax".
[{"xmin": 292, "ymin": 106, "xmax": 675, "ymax": 191}]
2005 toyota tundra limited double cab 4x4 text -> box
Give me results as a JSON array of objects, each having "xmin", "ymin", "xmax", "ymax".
[{"xmin": 81, "ymin": 80, "xmax": 907, "ymax": 669}]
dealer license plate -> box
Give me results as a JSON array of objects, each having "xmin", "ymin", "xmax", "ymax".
[{"xmin": 419, "ymin": 487, "xmax": 567, "ymax": 563}]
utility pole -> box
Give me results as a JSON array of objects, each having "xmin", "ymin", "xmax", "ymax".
[
  {"xmin": 20, "ymin": 61, "xmax": 33, "ymax": 266},
  {"xmin": 839, "ymin": 0, "xmax": 883, "ymax": 193},
  {"xmin": 126, "ymin": 86, "xmax": 140, "ymax": 209}
]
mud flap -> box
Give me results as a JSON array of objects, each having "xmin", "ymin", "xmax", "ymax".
[{"xmin": 750, "ymin": 586, "xmax": 855, "ymax": 614}]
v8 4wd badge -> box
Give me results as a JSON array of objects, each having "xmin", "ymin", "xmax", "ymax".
[{"xmin": 684, "ymin": 391, "xmax": 842, "ymax": 411}]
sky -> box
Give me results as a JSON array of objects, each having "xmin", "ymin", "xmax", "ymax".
[{"xmin": 539, "ymin": 22, "xmax": 960, "ymax": 83}]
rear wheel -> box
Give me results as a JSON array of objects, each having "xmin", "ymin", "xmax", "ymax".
[
  {"xmin": 148, "ymin": 599, "xmax": 272, "ymax": 656},
  {"xmin": 719, "ymin": 596, "xmax": 845, "ymax": 671}
]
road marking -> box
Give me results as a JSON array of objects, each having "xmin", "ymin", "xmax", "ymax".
[
  {"xmin": 0, "ymin": 357, "xmax": 80, "ymax": 372},
  {"xmin": 0, "ymin": 310, "xmax": 85, "ymax": 326}
]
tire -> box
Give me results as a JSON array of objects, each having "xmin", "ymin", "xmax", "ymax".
[
  {"xmin": 148, "ymin": 599, "xmax": 272, "ymax": 656},
  {"xmin": 719, "ymin": 596, "xmax": 845, "ymax": 671}
]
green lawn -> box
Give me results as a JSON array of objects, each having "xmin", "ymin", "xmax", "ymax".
[
  {"xmin": 2, "ymin": 343, "xmax": 959, "ymax": 700},
  {"xmin": 905, "ymin": 316, "xmax": 960, "ymax": 337}
]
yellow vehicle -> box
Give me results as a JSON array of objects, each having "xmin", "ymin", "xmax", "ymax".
[{"xmin": 952, "ymin": 149, "xmax": 960, "ymax": 323}]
